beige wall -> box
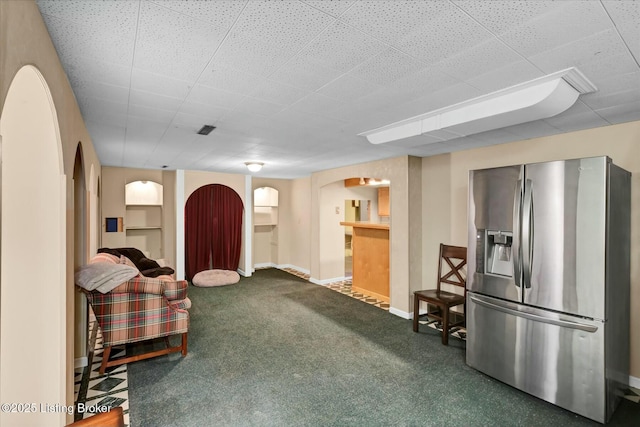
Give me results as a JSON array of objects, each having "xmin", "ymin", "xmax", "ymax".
[
  {"xmin": 0, "ymin": 1, "xmax": 103, "ymax": 424},
  {"xmin": 288, "ymin": 176, "xmax": 312, "ymax": 272},
  {"xmin": 421, "ymin": 120, "xmax": 640, "ymax": 378}
]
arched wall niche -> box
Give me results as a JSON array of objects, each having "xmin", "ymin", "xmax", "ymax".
[{"xmin": 253, "ymin": 186, "xmax": 279, "ymax": 268}]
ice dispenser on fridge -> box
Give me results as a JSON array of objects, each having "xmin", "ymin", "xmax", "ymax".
[{"xmin": 485, "ymin": 231, "xmax": 512, "ymax": 277}]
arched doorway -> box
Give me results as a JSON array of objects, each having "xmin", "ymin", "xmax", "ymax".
[
  {"xmin": 73, "ymin": 144, "xmax": 88, "ymax": 366},
  {"xmin": 0, "ymin": 65, "xmax": 66, "ymax": 425},
  {"xmin": 184, "ymin": 184, "xmax": 244, "ymax": 280}
]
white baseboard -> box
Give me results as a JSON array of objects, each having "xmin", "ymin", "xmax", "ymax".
[
  {"xmin": 254, "ymin": 262, "xmax": 277, "ymax": 269},
  {"xmin": 309, "ymin": 276, "xmax": 348, "ymax": 285},
  {"xmin": 389, "ymin": 307, "xmax": 412, "ymax": 319},
  {"xmin": 629, "ymin": 375, "xmax": 640, "ymax": 389},
  {"xmin": 237, "ymin": 268, "xmax": 248, "ymax": 277},
  {"xmin": 74, "ymin": 357, "xmax": 88, "ymax": 369},
  {"xmin": 276, "ymin": 264, "xmax": 310, "ymax": 275}
]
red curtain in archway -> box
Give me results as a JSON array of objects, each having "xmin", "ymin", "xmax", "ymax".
[{"xmin": 185, "ymin": 184, "xmax": 244, "ymax": 279}]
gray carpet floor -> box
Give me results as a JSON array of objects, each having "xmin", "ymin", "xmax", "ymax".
[{"xmin": 127, "ymin": 268, "xmax": 639, "ymax": 426}]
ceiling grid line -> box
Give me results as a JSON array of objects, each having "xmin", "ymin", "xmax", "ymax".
[
  {"xmin": 599, "ymin": 0, "xmax": 640, "ymax": 68},
  {"xmin": 119, "ymin": 0, "xmax": 143, "ymax": 166},
  {"xmin": 143, "ymin": 0, "xmax": 251, "ymax": 168},
  {"xmin": 34, "ymin": 0, "xmax": 640, "ymax": 177}
]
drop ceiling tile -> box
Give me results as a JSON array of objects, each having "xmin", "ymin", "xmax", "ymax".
[
  {"xmin": 340, "ymin": 0, "xmax": 454, "ymax": 46},
  {"xmin": 38, "ymin": 0, "xmax": 138, "ymax": 64},
  {"xmin": 233, "ymin": 0, "xmax": 336, "ymax": 48},
  {"xmin": 394, "ymin": 6, "xmax": 494, "ymax": 64},
  {"xmin": 85, "ymin": 120, "xmax": 126, "ymax": 165},
  {"xmin": 73, "ymin": 82, "xmax": 129, "ymax": 105},
  {"xmin": 85, "ymin": 120, "xmax": 126, "ymax": 146},
  {"xmin": 437, "ymin": 38, "xmax": 523, "ymax": 82},
  {"xmin": 185, "ymin": 84, "xmax": 247, "ymax": 110},
  {"xmin": 250, "ymin": 80, "xmax": 310, "ymax": 106},
  {"xmin": 466, "ymin": 60, "xmax": 543, "ymax": 93},
  {"xmin": 386, "ymin": 68, "xmax": 461, "ymax": 103},
  {"xmin": 77, "ymin": 97, "xmax": 129, "ymax": 127},
  {"xmin": 212, "ymin": 30, "xmax": 298, "ymax": 77},
  {"xmin": 298, "ymin": 21, "xmax": 387, "ymax": 73},
  {"xmin": 288, "ymin": 93, "xmax": 348, "ymax": 122},
  {"xmin": 127, "ymin": 104, "xmax": 176, "ymax": 124},
  {"xmin": 177, "ymin": 103, "xmax": 228, "ymax": 123},
  {"xmin": 124, "ymin": 121, "xmax": 168, "ymax": 143},
  {"xmin": 130, "ymin": 69, "xmax": 194, "ymax": 100},
  {"xmin": 133, "ymin": 1, "xmax": 226, "ymax": 80},
  {"xmin": 149, "ymin": 0, "xmax": 246, "ymax": 28},
  {"xmin": 129, "ymin": 90, "xmax": 184, "ymax": 113},
  {"xmin": 581, "ymin": 88, "xmax": 640, "ymax": 110},
  {"xmin": 268, "ymin": 55, "xmax": 346, "ymax": 91},
  {"xmin": 498, "ymin": 2, "xmax": 614, "ymax": 57},
  {"xmin": 123, "ymin": 139, "xmax": 158, "ymax": 161},
  {"xmin": 465, "ymin": 128, "xmax": 522, "ymax": 146},
  {"xmin": 316, "ymin": 74, "xmax": 382, "ymax": 103},
  {"xmin": 602, "ymin": 1, "xmax": 640, "ymax": 60},
  {"xmin": 543, "ymin": 103, "xmax": 610, "ymax": 132},
  {"xmin": 60, "ymin": 53, "xmax": 132, "ymax": 88},
  {"xmin": 452, "ymin": 0, "xmax": 560, "ymax": 34},
  {"xmin": 502, "ymin": 120, "xmax": 563, "ymax": 141},
  {"xmin": 39, "ymin": 13, "xmax": 136, "ymax": 67},
  {"xmin": 302, "ymin": 0, "xmax": 356, "ymax": 16},
  {"xmin": 348, "ymin": 48, "xmax": 427, "ymax": 86},
  {"xmin": 234, "ymin": 98, "xmax": 286, "ymax": 118},
  {"xmin": 575, "ymin": 52, "xmax": 639, "ymax": 84},
  {"xmin": 527, "ymin": 29, "xmax": 631, "ymax": 76},
  {"xmin": 589, "ymin": 71, "xmax": 640, "ymax": 95},
  {"xmin": 595, "ymin": 100, "xmax": 640, "ymax": 124},
  {"xmin": 198, "ymin": 63, "xmax": 270, "ymax": 96},
  {"xmin": 171, "ymin": 109, "xmax": 225, "ymax": 133}
]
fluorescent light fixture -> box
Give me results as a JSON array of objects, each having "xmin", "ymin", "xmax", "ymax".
[
  {"xmin": 245, "ymin": 162, "xmax": 264, "ymax": 172},
  {"xmin": 359, "ymin": 67, "xmax": 596, "ymax": 145}
]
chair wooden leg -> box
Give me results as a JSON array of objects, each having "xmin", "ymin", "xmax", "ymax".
[
  {"xmin": 181, "ymin": 333, "xmax": 188, "ymax": 356},
  {"xmin": 413, "ymin": 296, "xmax": 420, "ymax": 332},
  {"xmin": 442, "ymin": 307, "xmax": 449, "ymax": 345},
  {"xmin": 100, "ymin": 346, "xmax": 112, "ymax": 375}
]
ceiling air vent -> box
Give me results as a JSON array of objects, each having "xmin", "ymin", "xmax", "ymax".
[{"xmin": 197, "ymin": 125, "xmax": 216, "ymax": 135}]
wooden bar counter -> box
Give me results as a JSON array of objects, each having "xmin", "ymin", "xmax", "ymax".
[{"xmin": 340, "ymin": 221, "xmax": 390, "ymax": 303}]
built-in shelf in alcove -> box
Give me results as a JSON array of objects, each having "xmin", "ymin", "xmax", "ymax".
[{"xmin": 125, "ymin": 180, "xmax": 163, "ymax": 259}]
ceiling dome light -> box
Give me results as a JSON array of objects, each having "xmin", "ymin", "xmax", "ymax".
[{"xmin": 245, "ymin": 162, "xmax": 264, "ymax": 172}]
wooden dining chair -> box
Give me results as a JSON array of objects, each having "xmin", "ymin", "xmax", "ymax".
[{"xmin": 413, "ymin": 243, "xmax": 467, "ymax": 345}]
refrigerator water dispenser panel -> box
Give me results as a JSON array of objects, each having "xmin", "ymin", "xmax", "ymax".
[{"xmin": 485, "ymin": 231, "xmax": 513, "ymax": 277}]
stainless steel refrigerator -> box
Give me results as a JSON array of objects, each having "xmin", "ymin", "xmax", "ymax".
[{"xmin": 466, "ymin": 156, "xmax": 630, "ymax": 423}]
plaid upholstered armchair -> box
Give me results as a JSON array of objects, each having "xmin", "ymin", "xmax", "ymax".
[{"xmin": 79, "ymin": 253, "xmax": 190, "ymax": 374}]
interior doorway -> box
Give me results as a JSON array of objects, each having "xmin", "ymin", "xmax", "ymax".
[
  {"xmin": 343, "ymin": 199, "xmax": 370, "ymax": 277},
  {"xmin": 0, "ymin": 65, "xmax": 67, "ymax": 424}
]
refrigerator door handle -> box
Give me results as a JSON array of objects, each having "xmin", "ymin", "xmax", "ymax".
[
  {"xmin": 512, "ymin": 179, "xmax": 523, "ymax": 288},
  {"xmin": 522, "ymin": 179, "xmax": 533, "ymax": 288},
  {"xmin": 469, "ymin": 294, "xmax": 598, "ymax": 332}
]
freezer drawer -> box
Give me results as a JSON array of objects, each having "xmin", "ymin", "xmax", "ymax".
[{"xmin": 466, "ymin": 293, "xmax": 607, "ymax": 423}]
